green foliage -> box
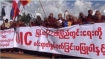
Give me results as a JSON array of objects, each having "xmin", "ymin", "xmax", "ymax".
[{"xmin": 20, "ymin": 13, "xmax": 31, "ymax": 24}]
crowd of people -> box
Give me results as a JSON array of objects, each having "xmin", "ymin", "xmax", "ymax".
[
  {"xmin": 0, "ymin": 9, "xmax": 105, "ymax": 30},
  {"xmin": 0, "ymin": 9, "xmax": 105, "ymax": 59}
]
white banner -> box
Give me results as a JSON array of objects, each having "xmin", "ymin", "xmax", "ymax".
[
  {"xmin": 1, "ymin": 23, "xmax": 105, "ymax": 59},
  {"xmin": 0, "ymin": 28, "xmax": 15, "ymax": 49}
]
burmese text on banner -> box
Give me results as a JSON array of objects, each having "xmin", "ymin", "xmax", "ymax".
[{"xmin": 0, "ymin": 28, "xmax": 15, "ymax": 49}]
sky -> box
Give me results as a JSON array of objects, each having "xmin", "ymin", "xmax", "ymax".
[
  {"xmin": 0, "ymin": 0, "xmax": 105, "ymax": 20},
  {"xmin": 21, "ymin": 0, "xmax": 105, "ymax": 19}
]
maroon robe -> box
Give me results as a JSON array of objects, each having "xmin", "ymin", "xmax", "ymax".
[
  {"xmin": 94, "ymin": 18, "xmax": 103, "ymax": 23},
  {"xmin": 19, "ymin": 23, "xmax": 26, "ymax": 27},
  {"xmin": 47, "ymin": 17, "xmax": 56, "ymax": 28},
  {"xmin": 72, "ymin": 20, "xmax": 82, "ymax": 25},
  {"xmin": 85, "ymin": 15, "xmax": 94, "ymax": 23},
  {"xmin": 0, "ymin": 27, "xmax": 5, "ymax": 30},
  {"xmin": 42, "ymin": 20, "xmax": 48, "ymax": 27},
  {"xmin": 10, "ymin": 23, "xmax": 16, "ymax": 28}
]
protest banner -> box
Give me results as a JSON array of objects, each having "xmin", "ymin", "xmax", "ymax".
[
  {"xmin": 1, "ymin": 23, "xmax": 105, "ymax": 59},
  {"xmin": 0, "ymin": 28, "xmax": 15, "ymax": 49}
]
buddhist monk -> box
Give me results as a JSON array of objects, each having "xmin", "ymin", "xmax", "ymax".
[
  {"xmin": 94, "ymin": 11, "xmax": 103, "ymax": 23},
  {"xmin": 35, "ymin": 16, "xmax": 43, "ymax": 26},
  {"xmin": 42, "ymin": 17, "xmax": 48, "ymax": 27},
  {"xmin": 72, "ymin": 16, "xmax": 81, "ymax": 25},
  {"xmin": 56, "ymin": 13, "xmax": 64, "ymax": 28},
  {"xmin": 17, "ymin": 20, "xmax": 26, "ymax": 27},
  {"xmin": 47, "ymin": 13, "xmax": 57, "ymax": 28},
  {"xmin": 85, "ymin": 9, "xmax": 94, "ymax": 24},
  {"xmin": 78, "ymin": 12, "xmax": 86, "ymax": 24}
]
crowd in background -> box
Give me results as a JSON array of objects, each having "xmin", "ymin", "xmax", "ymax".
[
  {"xmin": 0, "ymin": 9, "xmax": 105, "ymax": 59},
  {"xmin": 0, "ymin": 9, "xmax": 105, "ymax": 30}
]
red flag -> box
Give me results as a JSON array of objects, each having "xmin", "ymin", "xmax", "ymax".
[
  {"xmin": 11, "ymin": 0, "xmax": 20, "ymax": 19},
  {"xmin": 20, "ymin": 0, "xmax": 31, "ymax": 6}
]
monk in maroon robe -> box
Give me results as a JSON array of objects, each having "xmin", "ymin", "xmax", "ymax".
[
  {"xmin": 35, "ymin": 16, "xmax": 43, "ymax": 26},
  {"xmin": 42, "ymin": 17, "xmax": 49, "ymax": 27},
  {"xmin": 17, "ymin": 20, "xmax": 26, "ymax": 27},
  {"xmin": 85, "ymin": 9, "xmax": 94, "ymax": 24},
  {"xmin": 94, "ymin": 11, "xmax": 103, "ymax": 23},
  {"xmin": 47, "ymin": 13, "xmax": 57, "ymax": 28},
  {"xmin": 78, "ymin": 12, "xmax": 86, "ymax": 24},
  {"xmin": 72, "ymin": 16, "xmax": 81, "ymax": 25}
]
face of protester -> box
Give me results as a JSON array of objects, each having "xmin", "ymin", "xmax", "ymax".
[
  {"xmin": 80, "ymin": 12, "xmax": 84, "ymax": 18},
  {"xmin": 58, "ymin": 14, "xmax": 62, "ymax": 19},
  {"xmin": 10, "ymin": 21, "xmax": 13, "ymax": 25},
  {"xmin": 49, "ymin": 13, "xmax": 53, "ymax": 18},
  {"xmin": 88, "ymin": 10, "xmax": 93, "ymax": 16},
  {"xmin": 69, "ymin": 15, "xmax": 73, "ymax": 20},
  {"xmin": 66, "ymin": 15, "xmax": 69, "ymax": 20},
  {"xmin": 95, "ymin": 11, "xmax": 101, "ymax": 19},
  {"xmin": 73, "ymin": 17, "xmax": 78, "ymax": 22},
  {"xmin": 5, "ymin": 19, "xmax": 8, "ymax": 23}
]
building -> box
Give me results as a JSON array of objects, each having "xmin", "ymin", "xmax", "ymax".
[{"xmin": 0, "ymin": 1, "xmax": 12, "ymax": 25}]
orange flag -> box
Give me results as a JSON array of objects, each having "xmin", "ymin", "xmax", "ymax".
[{"xmin": 20, "ymin": 0, "xmax": 31, "ymax": 6}]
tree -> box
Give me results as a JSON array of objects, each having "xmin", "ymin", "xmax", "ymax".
[{"xmin": 20, "ymin": 13, "xmax": 31, "ymax": 24}]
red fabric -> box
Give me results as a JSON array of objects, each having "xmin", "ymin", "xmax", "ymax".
[
  {"xmin": 12, "ymin": 0, "xmax": 20, "ymax": 18},
  {"xmin": 20, "ymin": 0, "xmax": 29, "ymax": 6},
  {"xmin": 72, "ymin": 20, "xmax": 82, "ymax": 25},
  {"xmin": 48, "ymin": 17, "xmax": 56, "ymax": 28}
]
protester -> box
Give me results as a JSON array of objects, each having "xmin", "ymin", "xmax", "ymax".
[
  {"xmin": 94, "ymin": 11, "xmax": 103, "ymax": 23},
  {"xmin": 85, "ymin": 9, "xmax": 94, "ymax": 24},
  {"xmin": 4, "ymin": 19, "xmax": 10, "ymax": 28},
  {"xmin": 42, "ymin": 17, "xmax": 48, "ymax": 27},
  {"xmin": 35, "ymin": 16, "xmax": 43, "ymax": 26},
  {"xmin": 56, "ymin": 13, "xmax": 64, "ymax": 28},
  {"xmin": 78, "ymin": 12, "xmax": 86, "ymax": 24},
  {"xmin": 0, "ymin": 23, "xmax": 5, "ymax": 30},
  {"xmin": 63, "ymin": 15, "xmax": 73, "ymax": 27},
  {"xmin": 72, "ymin": 16, "xmax": 81, "ymax": 25},
  {"xmin": 1, "ymin": 9, "xmax": 105, "ymax": 59},
  {"xmin": 47, "ymin": 13, "xmax": 57, "ymax": 28}
]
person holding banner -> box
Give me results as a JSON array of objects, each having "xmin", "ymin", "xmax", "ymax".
[
  {"xmin": 78, "ymin": 12, "xmax": 86, "ymax": 24},
  {"xmin": 85, "ymin": 9, "xmax": 94, "ymax": 24},
  {"xmin": 63, "ymin": 15, "xmax": 73, "ymax": 27},
  {"xmin": 35, "ymin": 16, "xmax": 43, "ymax": 26},
  {"xmin": 94, "ymin": 11, "xmax": 103, "ymax": 23},
  {"xmin": 72, "ymin": 16, "xmax": 81, "ymax": 25},
  {"xmin": 47, "ymin": 13, "xmax": 57, "ymax": 28},
  {"xmin": 56, "ymin": 13, "xmax": 64, "ymax": 28},
  {"xmin": 42, "ymin": 17, "xmax": 48, "ymax": 27}
]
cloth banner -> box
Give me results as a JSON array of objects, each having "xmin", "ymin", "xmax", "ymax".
[
  {"xmin": 1, "ymin": 23, "xmax": 105, "ymax": 59},
  {"xmin": 0, "ymin": 28, "xmax": 15, "ymax": 49}
]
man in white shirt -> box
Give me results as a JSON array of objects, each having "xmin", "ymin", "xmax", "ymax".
[{"xmin": 4, "ymin": 19, "xmax": 10, "ymax": 28}]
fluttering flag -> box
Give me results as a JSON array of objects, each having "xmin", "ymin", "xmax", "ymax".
[
  {"xmin": 1, "ymin": 6, "xmax": 6, "ymax": 17},
  {"xmin": 20, "ymin": 0, "xmax": 31, "ymax": 6},
  {"xmin": 64, "ymin": 21, "xmax": 68, "ymax": 27},
  {"xmin": 64, "ymin": 21, "xmax": 72, "ymax": 27},
  {"xmin": 10, "ymin": 0, "xmax": 20, "ymax": 20}
]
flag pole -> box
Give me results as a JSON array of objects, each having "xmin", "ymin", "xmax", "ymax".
[{"xmin": 38, "ymin": 0, "xmax": 46, "ymax": 17}]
